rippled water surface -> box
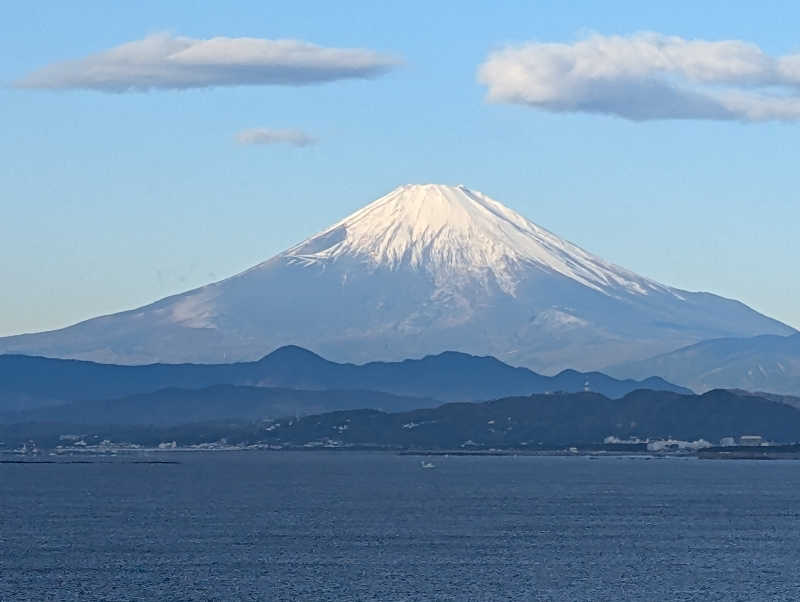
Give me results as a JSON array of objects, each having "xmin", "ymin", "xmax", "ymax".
[{"xmin": 2, "ymin": 452, "xmax": 800, "ymax": 601}]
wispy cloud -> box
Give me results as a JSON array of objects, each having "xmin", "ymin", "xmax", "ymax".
[
  {"xmin": 16, "ymin": 33, "xmax": 399, "ymax": 92},
  {"xmin": 478, "ymin": 32, "xmax": 800, "ymax": 121},
  {"xmin": 235, "ymin": 128, "xmax": 317, "ymax": 147}
]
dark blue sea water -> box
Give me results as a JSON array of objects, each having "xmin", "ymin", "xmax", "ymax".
[{"xmin": 2, "ymin": 452, "xmax": 800, "ymax": 601}]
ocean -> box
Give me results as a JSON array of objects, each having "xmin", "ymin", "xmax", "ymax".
[{"xmin": 2, "ymin": 452, "xmax": 799, "ymax": 601}]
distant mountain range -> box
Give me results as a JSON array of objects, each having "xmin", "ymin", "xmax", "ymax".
[
  {"xmin": 0, "ymin": 184, "xmax": 792, "ymax": 373},
  {"xmin": 0, "ymin": 345, "xmax": 690, "ymax": 414},
  {"xmin": 610, "ymin": 333, "xmax": 800, "ymax": 395}
]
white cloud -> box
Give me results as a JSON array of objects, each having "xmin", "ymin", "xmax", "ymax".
[
  {"xmin": 16, "ymin": 33, "xmax": 399, "ymax": 92},
  {"xmin": 478, "ymin": 32, "xmax": 800, "ymax": 121},
  {"xmin": 236, "ymin": 128, "xmax": 317, "ymax": 147}
]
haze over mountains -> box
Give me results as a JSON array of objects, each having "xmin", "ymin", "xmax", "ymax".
[
  {"xmin": 611, "ymin": 333, "xmax": 800, "ymax": 395},
  {"xmin": 0, "ymin": 184, "xmax": 792, "ymax": 374}
]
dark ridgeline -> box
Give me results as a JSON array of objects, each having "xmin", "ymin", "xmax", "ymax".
[
  {"xmin": 255, "ymin": 389, "xmax": 800, "ymax": 448},
  {"xmin": 0, "ymin": 344, "xmax": 690, "ymax": 413}
]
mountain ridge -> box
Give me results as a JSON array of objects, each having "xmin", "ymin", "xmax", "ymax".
[{"xmin": 0, "ymin": 345, "xmax": 692, "ymax": 413}]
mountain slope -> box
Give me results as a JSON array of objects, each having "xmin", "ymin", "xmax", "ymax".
[
  {"xmin": 0, "ymin": 345, "xmax": 691, "ymax": 413},
  {"xmin": 0, "ymin": 184, "xmax": 792, "ymax": 371},
  {"xmin": 609, "ymin": 333, "xmax": 800, "ymax": 395}
]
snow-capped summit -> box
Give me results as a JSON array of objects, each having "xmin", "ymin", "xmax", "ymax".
[
  {"xmin": 0, "ymin": 184, "xmax": 793, "ymax": 371},
  {"xmin": 283, "ymin": 184, "xmax": 666, "ymax": 297}
]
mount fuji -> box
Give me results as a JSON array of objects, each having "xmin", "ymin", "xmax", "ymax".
[{"xmin": 1, "ymin": 184, "xmax": 793, "ymax": 372}]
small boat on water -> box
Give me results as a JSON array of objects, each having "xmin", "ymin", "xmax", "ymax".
[{"xmin": 420, "ymin": 460, "xmax": 436, "ymax": 469}]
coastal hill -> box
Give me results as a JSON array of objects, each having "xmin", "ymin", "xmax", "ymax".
[{"xmin": 257, "ymin": 389, "xmax": 800, "ymax": 448}]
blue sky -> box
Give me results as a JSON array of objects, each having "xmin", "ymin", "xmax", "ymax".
[{"xmin": 2, "ymin": 0, "xmax": 799, "ymax": 336}]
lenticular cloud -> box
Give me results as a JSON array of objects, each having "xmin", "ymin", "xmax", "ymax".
[
  {"xmin": 478, "ymin": 32, "xmax": 800, "ymax": 122},
  {"xmin": 16, "ymin": 33, "xmax": 399, "ymax": 92}
]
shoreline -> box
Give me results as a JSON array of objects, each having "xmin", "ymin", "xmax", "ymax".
[{"xmin": 4, "ymin": 443, "xmax": 800, "ymax": 460}]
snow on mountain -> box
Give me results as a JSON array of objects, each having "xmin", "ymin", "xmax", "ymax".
[
  {"xmin": 0, "ymin": 184, "xmax": 793, "ymax": 372},
  {"xmin": 283, "ymin": 184, "xmax": 672, "ymax": 297}
]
